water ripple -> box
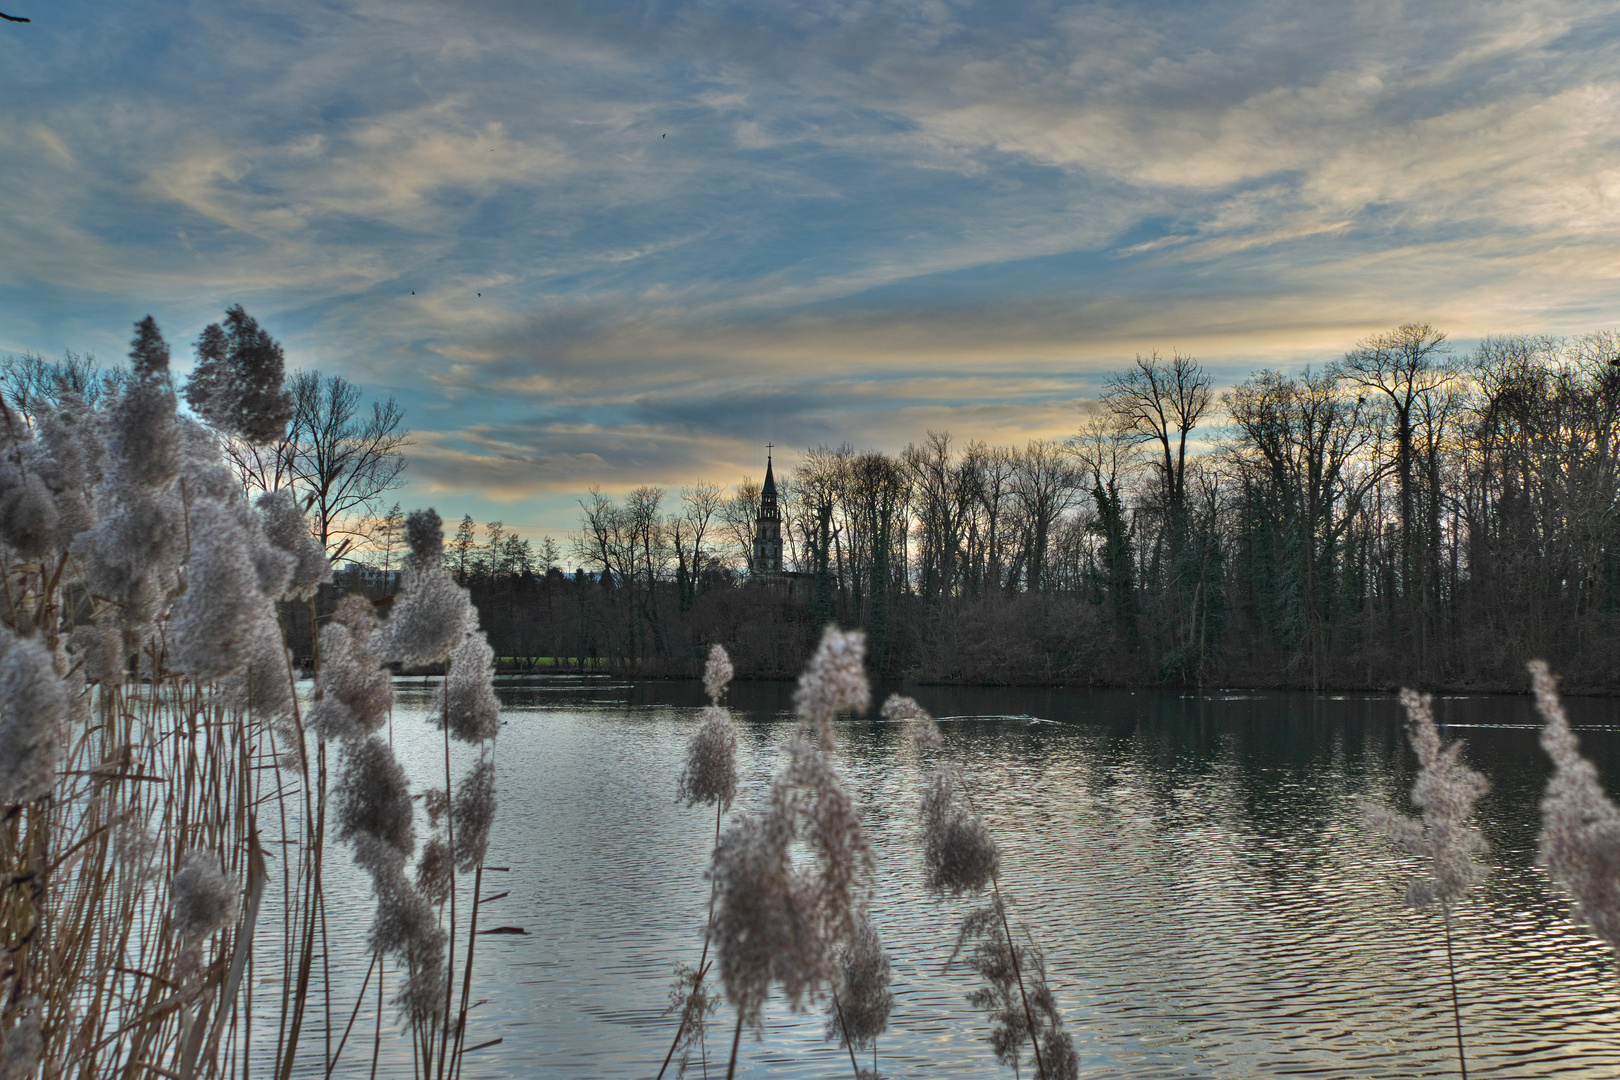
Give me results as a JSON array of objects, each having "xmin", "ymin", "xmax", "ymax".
[{"xmin": 304, "ymin": 681, "xmax": 1620, "ymax": 1078}]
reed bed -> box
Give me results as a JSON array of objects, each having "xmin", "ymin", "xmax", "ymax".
[{"xmin": 0, "ymin": 316, "xmax": 502, "ymax": 1079}]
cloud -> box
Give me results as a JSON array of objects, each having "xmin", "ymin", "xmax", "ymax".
[{"xmin": 6, "ymin": 0, "xmax": 1620, "ymax": 538}]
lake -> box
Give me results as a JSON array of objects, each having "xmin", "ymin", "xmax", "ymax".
[{"xmin": 301, "ymin": 677, "xmax": 1620, "ymax": 1079}]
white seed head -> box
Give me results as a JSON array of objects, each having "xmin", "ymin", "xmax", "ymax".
[
  {"xmin": 435, "ymin": 630, "xmax": 500, "ymax": 743},
  {"xmin": 103, "ymin": 327, "xmax": 181, "ymax": 491},
  {"xmin": 794, "ymin": 626, "xmax": 869, "ymax": 739},
  {"xmin": 703, "ymin": 644, "xmax": 734, "ymax": 702},
  {"xmin": 677, "ymin": 704, "xmax": 739, "ymax": 809},
  {"xmin": 0, "ymin": 998, "xmax": 43, "ymax": 1080},
  {"xmin": 709, "ymin": 809, "xmax": 823, "ymax": 1028},
  {"xmin": 1362, "ymin": 688, "xmax": 1489, "ymax": 909},
  {"xmin": 1533, "ymin": 659, "xmax": 1620, "ymax": 949},
  {"xmin": 920, "ymin": 767, "xmax": 999, "ymax": 895},
  {"xmin": 170, "ymin": 850, "xmax": 237, "ymax": 947},
  {"xmin": 219, "ymin": 609, "xmax": 296, "ymax": 725},
  {"xmin": 384, "ymin": 566, "xmax": 476, "ymax": 668},
  {"xmin": 308, "ymin": 614, "xmax": 392, "ymax": 743},
  {"xmin": 255, "ymin": 489, "xmax": 331, "ymax": 601},
  {"xmin": 0, "ymin": 636, "xmax": 65, "ymax": 805},
  {"xmin": 169, "ymin": 497, "xmax": 265, "ymax": 682},
  {"xmin": 352, "ymin": 834, "xmax": 447, "ymax": 1025},
  {"xmin": 334, "ymin": 736, "xmax": 415, "ymax": 856},
  {"xmin": 775, "ymin": 737, "xmax": 873, "ymax": 949},
  {"xmin": 882, "ymin": 693, "xmax": 942, "ymax": 752},
  {"xmin": 68, "ymin": 620, "xmax": 126, "ymax": 687},
  {"xmin": 824, "ymin": 909, "xmax": 893, "ymax": 1052},
  {"xmin": 0, "ymin": 438, "xmax": 60, "ymax": 557},
  {"xmin": 451, "ymin": 757, "xmax": 497, "ymax": 872},
  {"xmin": 403, "ymin": 508, "xmax": 444, "ymax": 568},
  {"xmin": 415, "ymin": 836, "xmax": 452, "ymax": 906},
  {"xmin": 74, "ymin": 486, "xmax": 186, "ymax": 636}
]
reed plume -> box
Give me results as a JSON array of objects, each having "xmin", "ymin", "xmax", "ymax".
[
  {"xmin": 708, "ymin": 628, "xmax": 877, "ymax": 1079},
  {"xmin": 0, "ymin": 636, "xmax": 66, "ymax": 805},
  {"xmin": 451, "ymin": 757, "xmax": 497, "ymax": 872},
  {"xmin": 256, "ymin": 487, "xmax": 331, "ymax": 601},
  {"xmin": 952, "ymin": 902, "xmax": 1077, "ymax": 1080},
  {"xmin": 704, "ymin": 642, "xmax": 735, "ymax": 702},
  {"xmin": 0, "ymin": 403, "xmax": 60, "ymax": 558},
  {"xmin": 886, "ymin": 693, "xmax": 1076, "ymax": 1080},
  {"xmin": 1361, "ymin": 688, "xmax": 1489, "ymax": 1080},
  {"xmin": 170, "ymin": 851, "xmax": 239, "ymax": 949},
  {"xmin": 306, "ymin": 597, "xmax": 392, "ymax": 743},
  {"xmin": 167, "ymin": 493, "xmax": 266, "ymax": 682},
  {"xmin": 658, "ymin": 645, "xmax": 739, "ymax": 1080},
  {"xmin": 384, "ymin": 569, "xmax": 476, "ymax": 669},
  {"xmin": 794, "ymin": 626, "xmax": 870, "ymax": 742},
  {"xmin": 1362, "ymin": 690, "xmax": 1490, "ymax": 909},
  {"xmin": 679, "ymin": 705, "xmax": 739, "ymax": 811},
  {"xmin": 1530, "ymin": 659, "xmax": 1620, "ymax": 950},
  {"xmin": 184, "ymin": 304, "xmax": 296, "ymax": 445},
  {"xmin": 920, "ymin": 767, "xmax": 1000, "ymax": 895},
  {"xmin": 825, "ymin": 907, "xmax": 893, "ymax": 1078},
  {"xmin": 0, "ymin": 999, "xmax": 42, "ymax": 1080},
  {"xmin": 882, "ymin": 692, "xmax": 941, "ymax": 752},
  {"xmin": 335, "ymin": 736, "xmax": 417, "ymax": 855},
  {"xmin": 662, "ymin": 964, "xmax": 716, "ymax": 1080},
  {"xmin": 0, "ymin": 313, "xmax": 508, "ymax": 1080},
  {"xmin": 436, "ymin": 632, "xmax": 501, "ymax": 744}
]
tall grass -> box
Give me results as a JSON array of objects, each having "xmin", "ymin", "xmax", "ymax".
[
  {"xmin": 1361, "ymin": 689, "xmax": 1490, "ymax": 1079},
  {"xmin": 0, "ymin": 318, "xmax": 501, "ymax": 1078},
  {"xmin": 666, "ymin": 631, "xmax": 1076, "ymax": 1080}
]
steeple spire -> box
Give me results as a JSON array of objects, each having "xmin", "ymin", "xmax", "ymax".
[{"xmin": 753, "ymin": 443, "xmax": 783, "ymax": 573}]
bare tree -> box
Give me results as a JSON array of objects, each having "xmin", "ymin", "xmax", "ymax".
[
  {"xmin": 1338, "ymin": 324, "xmax": 1455, "ymax": 651},
  {"xmin": 671, "ymin": 481, "xmax": 723, "ymax": 609},
  {"xmin": 1009, "ymin": 440, "xmax": 1084, "ymax": 592},
  {"xmin": 719, "ymin": 478, "xmax": 763, "ymax": 571},
  {"xmin": 1101, "ymin": 350, "xmax": 1213, "ymax": 554},
  {"xmin": 904, "ymin": 431, "xmax": 978, "ymax": 601},
  {"xmin": 1072, "ymin": 414, "xmax": 1139, "ymax": 632},
  {"xmin": 0, "ymin": 350, "xmax": 119, "ymax": 421},
  {"xmin": 1224, "ymin": 367, "xmax": 1377, "ymax": 684},
  {"xmin": 288, "ymin": 371, "xmax": 409, "ymax": 559},
  {"xmin": 449, "ymin": 513, "xmax": 478, "ymax": 582},
  {"xmin": 371, "ymin": 501, "xmax": 405, "ymax": 580},
  {"xmin": 964, "ymin": 441, "xmax": 1017, "ymax": 595}
]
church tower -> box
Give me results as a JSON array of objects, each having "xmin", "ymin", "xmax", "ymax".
[{"xmin": 752, "ymin": 447, "xmax": 783, "ymax": 574}]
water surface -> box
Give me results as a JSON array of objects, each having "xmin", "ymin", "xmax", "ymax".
[{"xmin": 312, "ymin": 679, "xmax": 1620, "ymax": 1079}]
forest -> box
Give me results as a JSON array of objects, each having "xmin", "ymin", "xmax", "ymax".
[{"xmin": 415, "ymin": 324, "xmax": 1620, "ymax": 692}]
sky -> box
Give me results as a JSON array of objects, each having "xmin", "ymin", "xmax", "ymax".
[{"xmin": 4, "ymin": 0, "xmax": 1620, "ymax": 541}]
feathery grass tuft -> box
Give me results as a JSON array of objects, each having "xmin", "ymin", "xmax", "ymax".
[
  {"xmin": 1361, "ymin": 687, "xmax": 1489, "ymax": 1080},
  {"xmin": 1531, "ymin": 659, "xmax": 1620, "ymax": 950}
]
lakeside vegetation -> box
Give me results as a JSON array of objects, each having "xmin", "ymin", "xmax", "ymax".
[{"xmin": 0, "ymin": 314, "xmax": 500, "ymax": 1078}]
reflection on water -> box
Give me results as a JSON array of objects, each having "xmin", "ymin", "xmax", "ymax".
[{"xmin": 319, "ymin": 679, "xmax": 1620, "ymax": 1078}]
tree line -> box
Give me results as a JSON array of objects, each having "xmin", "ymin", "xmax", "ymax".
[{"xmin": 461, "ymin": 322, "xmax": 1617, "ymax": 691}]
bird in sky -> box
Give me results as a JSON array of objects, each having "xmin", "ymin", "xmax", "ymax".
[{"xmin": 0, "ymin": 11, "xmax": 31, "ymax": 21}]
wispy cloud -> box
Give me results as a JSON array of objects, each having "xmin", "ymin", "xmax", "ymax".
[{"xmin": 5, "ymin": 0, "xmax": 1620, "ymax": 535}]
